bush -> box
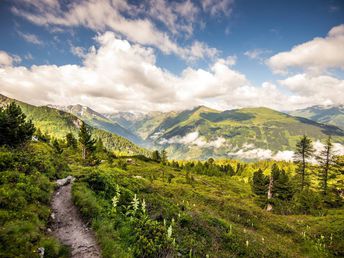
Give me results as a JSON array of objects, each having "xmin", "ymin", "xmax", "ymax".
[{"xmin": 292, "ymin": 189, "xmax": 323, "ymax": 215}]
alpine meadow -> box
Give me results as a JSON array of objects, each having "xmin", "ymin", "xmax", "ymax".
[{"xmin": 0, "ymin": 1, "xmax": 344, "ymax": 258}]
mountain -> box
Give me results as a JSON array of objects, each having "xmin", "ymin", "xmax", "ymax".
[
  {"xmin": 0, "ymin": 94, "xmax": 149, "ymax": 156},
  {"xmin": 288, "ymin": 105, "xmax": 344, "ymax": 130},
  {"xmin": 47, "ymin": 104, "xmax": 144, "ymax": 146},
  {"xmin": 105, "ymin": 111, "xmax": 177, "ymax": 140},
  {"xmin": 145, "ymin": 106, "xmax": 344, "ymax": 160}
]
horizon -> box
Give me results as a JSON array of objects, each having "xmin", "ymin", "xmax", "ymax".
[{"xmin": 0, "ymin": 0, "xmax": 344, "ymax": 113}]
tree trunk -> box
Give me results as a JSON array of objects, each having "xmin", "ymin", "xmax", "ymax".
[
  {"xmin": 267, "ymin": 175, "xmax": 273, "ymax": 211},
  {"xmin": 301, "ymin": 151, "xmax": 305, "ymax": 190}
]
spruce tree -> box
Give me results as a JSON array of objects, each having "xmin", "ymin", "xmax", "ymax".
[
  {"xmin": 0, "ymin": 102, "xmax": 35, "ymax": 147},
  {"xmin": 152, "ymin": 150, "xmax": 161, "ymax": 162},
  {"xmin": 316, "ymin": 136, "xmax": 336, "ymax": 195},
  {"xmin": 294, "ymin": 135, "xmax": 314, "ymax": 190},
  {"xmin": 66, "ymin": 132, "xmax": 77, "ymax": 149},
  {"xmin": 252, "ymin": 169, "xmax": 268, "ymax": 195},
  {"xmin": 161, "ymin": 149, "xmax": 168, "ymax": 164},
  {"xmin": 78, "ymin": 121, "xmax": 96, "ymax": 159}
]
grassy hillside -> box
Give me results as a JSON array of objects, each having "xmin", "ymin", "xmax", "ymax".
[
  {"xmin": 289, "ymin": 105, "xmax": 344, "ymax": 130},
  {"xmin": 0, "ymin": 94, "xmax": 149, "ymax": 156},
  {"xmin": 49, "ymin": 105, "xmax": 144, "ymax": 146},
  {"xmin": 71, "ymin": 157, "xmax": 344, "ymax": 257},
  {"xmin": 148, "ymin": 106, "xmax": 344, "ymax": 160}
]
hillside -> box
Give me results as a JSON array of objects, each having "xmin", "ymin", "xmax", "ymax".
[
  {"xmin": 289, "ymin": 105, "xmax": 344, "ymax": 130},
  {"xmin": 105, "ymin": 111, "xmax": 177, "ymax": 140},
  {"xmin": 0, "ymin": 94, "xmax": 149, "ymax": 156},
  {"xmin": 47, "ymin": 104, "xmax": 144, "ymax": 146},
  {"xmin": 146, "ymin": 106, "xmax": 344, "ymax": 160}
]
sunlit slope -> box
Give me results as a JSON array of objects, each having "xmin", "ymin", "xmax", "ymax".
[
  {"xmin": 150, "ymin": 106, "xmax": 344, "ymax": 160},
  {"xmin": 0, "ymin": 94, "xmax": 149, "ymax": 156}
]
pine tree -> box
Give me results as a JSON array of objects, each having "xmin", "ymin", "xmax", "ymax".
[
  {"xmin": 294, "ymin": 135, "xmax": 314, "ymax": 190},
  {"xmin": 52, "ymin": 139, "xmax": 63, "ymax": 154},
  {"xmin": 252, "ymin": 169, "xmax": 268, "ymax": 195},
  {"xmin": 316, "ymin": 136, "xmax": 336, "ymax": 195},
  {"xmin": 0, "ymin": 102, "xmax": 35, "ymax": 147},
  {"xmin": 152, "ymin": 150, "xmax": 161, "ymax": 162},
  {"xmin": 66, "ymin": 132, "xmax": 77, "ymax": 149},
  {"xmin": 271, "ymin": 164, "xmax": 293, "ymax": 201},
  {"xmin": 78, "ymin": 121, "xmax": 96, "ymax": 159},
  {"xmin": 161, "ymin": 149, "xmax": 168, "ymax": 164}
]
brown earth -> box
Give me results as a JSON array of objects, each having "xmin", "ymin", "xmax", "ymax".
[{"xmin": 51, "ymin": 183, "xmax": 101, "ymax": 258}]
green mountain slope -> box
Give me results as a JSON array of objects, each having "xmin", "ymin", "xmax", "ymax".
[
  {"xmin": 106, "ymin": 111, "xmax": 177, "ymax": 140},
  {"xmin": 289, "ymin": 105, "xmax": 344, "ymax": 130},
  {"xmin": 47, "ymin": 104, "xmax": 144, "ymax": 145},
  {"xmin": 0, "ymin": 94, "xmax": 149, "ymax": 156},
  {"xmin": 148, "ymin": 106, "xmax": 344, "ymax": 160}
]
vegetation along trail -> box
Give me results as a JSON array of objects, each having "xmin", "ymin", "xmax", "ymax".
[{"xmin": 51, "ymin": 179, "xmax": 101, "ymax": 258}]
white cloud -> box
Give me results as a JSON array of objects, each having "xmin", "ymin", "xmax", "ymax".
[
  {"xmin": 0, "ymin": 32, "xmax": 250, "ymax": 112},
  {"xmin": 267, "ymin": 24, "xmax": 344, "ymax": 74},
  {"xmin": 11, "ymin": 0, "xmax": 216, "ymax": 61},
  {"xmin": 244, "ymin": 48, "xmax": 271, "ymax": 62},
  {"xmin": 161, "ymin": 131, "xmax": 226, "ymax": 148},
  {"xmin": 278, "ymin": 73, "xmax": 344, "ymax": 106},
  {"xmin": 17, "ymin": 31, "xmax": 43, "ymax": 45},
  {"xmin": 202, "ymin": 0, "xmax": 234, "ymax": 16},
  {"xmin": 1, "ymin": 31, "xmax": 341, "ymax": 113},
  {"xmin": 0, "ymin": 51, "xmax": 21, "ymax": 67},
  {"xmin": 70, "ymin": 45, "xmax": 86, "ymax": 58}
]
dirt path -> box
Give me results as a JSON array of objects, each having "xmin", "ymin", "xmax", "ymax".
[{"xmin": 51, "ymin": 183, "xmax": 101, "ymax": 258}]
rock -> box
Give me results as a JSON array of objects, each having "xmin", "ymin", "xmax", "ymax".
[
  {"xmin": 37, "ymin": 247, "xmax": 45, "ymax": 258},
  {"xmin": 56, "ymin": 176, "xmax": 75, "ymax": 187},
  {"xmin": 51, "ymin": 213, "xmax": 55, "ymax": 220}
]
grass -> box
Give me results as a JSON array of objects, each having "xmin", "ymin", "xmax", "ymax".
[{"xmin": 71, "ymin": 157, "xmax": 344, "ymax": 257}]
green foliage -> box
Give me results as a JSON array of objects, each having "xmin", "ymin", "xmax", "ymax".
[
  {"xmin": 79, "ymin": 121, "xmax": 97, "ymax": 160},
  {"xmin": 0, "ymin": 102, "xmax": 35, "ymax": 147},
  {"xmin": 252, "ymin": 169, "xmax": 268, "ymax": 196},
  {"xmin": 65, "ymin": 132, "xmax": 77, "ymax": 149},
  {"xmin": 152, "ymin": 150, "xmax": 161, "ymax": 162},
  {"xmin": 0, "ymin": 143, "xmax": 69, "ymax": 257},
  {"xmin": 294, "ymin": 135, "xmax": 314, "ymax": 190},
  {"xmin": 291, "ymin": 188, "xmax": 323, "ymax": 215}
]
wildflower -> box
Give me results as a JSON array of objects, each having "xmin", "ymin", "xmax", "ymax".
[
  {"xmin": 167, "ymin": 224, "xmax": 173, "ymax": 238},
  {"xmin": 246, "ymin": 240, "xmax": 249, "ymax": 247},
  {"xmin": 112, "ymin": 195, "xmax": 119, "ymax": 209},
  {"xmin": 131, "ymin": 194, "xmax": 139, "ymax": 213},
  {"xmin": 142, "ymin": 199, "xmax": 146, "ymax": 214}
]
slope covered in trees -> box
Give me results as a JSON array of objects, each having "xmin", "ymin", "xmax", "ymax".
[
  {"xmin": 0, "ymin": 94, "xmax": 149, "ymax": 157},
  {"xmin": 0, "ymin": 102, "xmax": 343, "ymax": 257}
]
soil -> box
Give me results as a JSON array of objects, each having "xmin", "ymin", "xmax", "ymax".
[{"xmin": 51, "ymin": 183, "xmax": 101, "ymax": 258}]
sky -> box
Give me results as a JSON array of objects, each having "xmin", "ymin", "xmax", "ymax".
[{"xmin": 0, "ymin": 0, "xmax": 343, "ymax": 113}]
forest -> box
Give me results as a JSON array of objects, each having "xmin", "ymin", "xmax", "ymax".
[{"xmin": 0, "ymin": 102, "xmax": 343, "ymax": 257}]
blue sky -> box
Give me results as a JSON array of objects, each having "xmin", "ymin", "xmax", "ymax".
[{"xmin": 0, "ymin": 0, "xmax": 343, "ymax": 112}]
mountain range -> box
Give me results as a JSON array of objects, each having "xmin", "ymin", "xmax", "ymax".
[
  {"xmin": 1, "ymin": 94, "xmax": 344, "ymax": 160},
  {"xmin": 289, "ymin": 105, "xmax": 344, "ymax": 130},
  {"xmin": 0, "ymin": 94, "xmax": 149, "ymax": 156}
]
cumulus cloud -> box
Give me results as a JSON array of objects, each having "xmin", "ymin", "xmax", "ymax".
[
  {"xmin": 0, "ymin": 32, "xmax": 252, "ymax": 112},
  {"xmin": 0, "ymin": 51, "xmax": 21, "ymax": 67},
  {"xmin": 227, "ymin": 141, "xmax": 344, "ymax": 161},
  {"xmin": 11, "ymin": 0, "xmax": 216, "ymax": 61},
  {"xmin": 0, "ymin": 30, "xmax": 341, "ymax": 112},
  {"xmin": 267, "ymin": 24, "xmax": 344, "ymax": 74},
  {"xmin": 278, "ymin": 73, "xmax": 344, "ymax": 106},
  {"xmin": 160, "ymin": 131, "xmax": 226, "ymax": 148}
]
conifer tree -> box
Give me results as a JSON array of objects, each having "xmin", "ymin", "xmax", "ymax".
[
  {"xmin": 316, "ymin": 136, "xmax": 336, "ymax": 195},
  {"xmin": 294, "ymin": 135, "xmax": 314, "ymax": 190},
  {"xmin": 66, "ymin": 132, "xmax": 77, "ymax": 149},
  {"xmin": 152, "ymin": 150, "xmax": 161, "ymax": 162},
  {"xmin": 78, "ymin": 121, "xmax": 96, "ymax": 159},
  {"xmin": 252, "ymin": 169, "xmax": 268, "ymax": 195},
  {"xmin": 52, "ymin": 139, "xmax": 63, "ymax": 154},
  {"xmin": 0, "ymin": 102, "xmax": 35, "ymax": 147},
  {"xmin": 161, "ymin": 149, "xmax": 168, "ymax": 164}
]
